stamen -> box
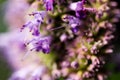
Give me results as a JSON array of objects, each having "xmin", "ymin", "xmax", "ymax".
[{"xmin": 48, "ymin": 26, "xmax": 64, "ymax": 31}]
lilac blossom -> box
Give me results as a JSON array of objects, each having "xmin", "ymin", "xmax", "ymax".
[
  {"xmin": 21, "ymin": 11, "xmax": 46, "ymax": 36},
  {"xmin": 63, "ymin": 15, "xmax": 81, "ymax": 33},
  {"xmin": 69, "ymin": 0, "xmax": 86, "ymax": 18},
  {"xmin": 21, "ymin": 21, "xmax": 40, "ymax": 36},
  {"xmin": 43, "ymin": 0, "xmax": 54, "ymax": 11},
  {"xmin": 27, "ymin": 36, "xmax": 51, "ymax": 54}
]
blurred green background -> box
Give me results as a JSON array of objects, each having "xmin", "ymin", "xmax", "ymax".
[
  {"xmin": 0, "ymin": 0, "xmax": 11, "ymax": 80},
  {"xmin": 0, "ymin": 0, "xmax": 7, "ymax": 32},
  {"xmin": 0, "ymin": 0, "xmax": 120, "ymax": 80}
]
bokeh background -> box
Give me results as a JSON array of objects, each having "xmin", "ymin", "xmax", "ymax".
[
  {"xmin": 0, "ymin": 0, "xmax": 11, "ymax": 80},
  {"xmin": 0, "ymin": 0, "xmax": 120, "ymax": 80}
]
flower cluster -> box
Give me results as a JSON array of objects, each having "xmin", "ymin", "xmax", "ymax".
[
  {"xmin": 21, "ymin": 11, "xmax": 46, "ymax": 36},
  {"xmin": 21, "ymin": 10, "xmax": 51, "ymax": 54},
  {"xmin": 27, "ymin": 36, "xmax": 51, "ymax": 53},
  {"xmin": 20, "ymin": 0, "xmax": 55, "ymax": 54},
  {"xmin": 5, "ymin": 0, "xmax": 120, "ymax": 80}
]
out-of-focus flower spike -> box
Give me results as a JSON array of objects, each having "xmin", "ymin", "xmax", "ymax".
[
  {"xmin": 9, "ymin": 67, "xmax": 32, "ymax": 80},
  {"xmin": 31, "ymin": 66, "xmax": 47, "ymax": 80}
]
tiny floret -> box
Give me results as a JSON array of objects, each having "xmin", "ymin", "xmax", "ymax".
[
  {"xmin": 62, "ymin": 15, "xmax": 80, "ymax": 33},
  {"xmin": 43, "ymin": 0, "xmax": 54, "ymax": 11},
  {"xmin": 69, "ymin": 0, "xmax": 86, "ymax": 18}
]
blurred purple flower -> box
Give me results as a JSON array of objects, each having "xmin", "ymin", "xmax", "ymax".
[{"xmin": 9, "ymin": 65, "xmax": 47, "ymax": 80}]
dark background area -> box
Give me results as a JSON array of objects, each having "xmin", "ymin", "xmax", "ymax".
[
  {"xmin": 104, "ymin": 0, "xmax": 120, "ymax": 80},
  {"xmin": 0, "ymin": 0, "xmax": 120, "ymax": 80}
]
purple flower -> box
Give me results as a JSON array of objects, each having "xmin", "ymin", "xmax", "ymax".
[
  {"xmin": 21, "ymin": 11, "xmax": 46, "ymax": 36},
  {"xmin": 71, "ymin": 26, "xmax": 79, "ymax": 33},
  {"xmin": 75, "ymin": 1, "xmax": 84, "ymax": 11},
  {"xmin": 27, "ymin": 36, "xmax": 51, "ymax": 54},
  {"xmin": 43, "ymin": 0, "xmax": 54, "ymax": 11},
  {"xmin": 63, "ymin": 15, "xmax": 81, "ymax": 33},
  {"xmin": 30, "ymin": 11, "xmax": 46, "ymax": 21},
  {"xmin": 21, "ymin": 20, "xmax": 40, "ymax": 36},
  {"xmin": 69, "ymin": 0, "xmax": 86, "ymax": 18}
]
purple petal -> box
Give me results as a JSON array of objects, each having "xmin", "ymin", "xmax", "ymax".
[{"xmin": 44, "ymin": 0, "xmax": 54, "ymax": 11}]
